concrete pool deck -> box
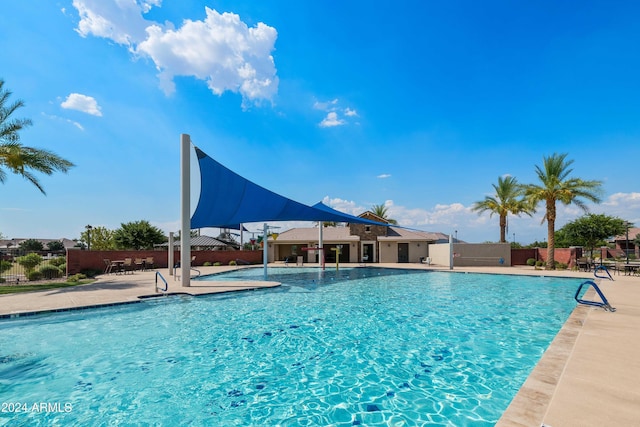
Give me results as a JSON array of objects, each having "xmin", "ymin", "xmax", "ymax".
[{"xmin": 1, "ymin": 263, "xmax": 638, "ymax": 426}]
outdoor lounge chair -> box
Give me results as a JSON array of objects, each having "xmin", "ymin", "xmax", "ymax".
[
  {"xmin": 122, "ymin": 258, "xmax": 135, "ymax": 274},
  {"xmin": 103, "ymin": 259, "xmax": 115, "ymax": 274}
]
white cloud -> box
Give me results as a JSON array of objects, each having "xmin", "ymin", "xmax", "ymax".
[
  {"xmin": 72, "ymin": 0, "xmax": 157, "ymax": 46},
  {"xmin": 314, "ymin": 99, "xmax": 359, "ymax": 127},
  {"xmin": 42, "ymin": 112, "xmax": 86, "ymax": 131},
  {"xmin": 377, "ymin": 174, "xmax": 391, "ymax": 179},
  {"xmin": 322, "ymin": 196, "xmax": 365, "ymax": 216},
  {"xmin": 61, "ymin": 93, "xmax": 103, "ymax": 116},
  {"xmin": 595, "ymin": 192, "xmax": 640, "ymax": 224},
  {"xmin": 313, "ymin": 99, "xmax": 339, "ymax": 110},
  {"xmin": 319, "ymin": 112, "xmax": 345, "ymax": 128},
  {"xmin": 72, "ymin": 2, "xmax": 278, "ymax": 106}
]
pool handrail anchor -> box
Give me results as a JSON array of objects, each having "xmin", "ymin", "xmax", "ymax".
[
  {"xmin": 574, "ymin": 280, "xmax": 616, "ymax": 312},
  {"xmin": 155, "ymin": 271, "xmax": 168, "ymax": 293},
  {"xmin": 594, "ymin": 265, "xmax": 614, "ymax": 281}
]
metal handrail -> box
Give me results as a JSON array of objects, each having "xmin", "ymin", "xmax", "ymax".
[
  {"xmin": 155, "ymin": 271, "xmax": 168, "ymax": 293},
  {"xmin": 594, "ymin": 265, "xmax": 613, "ymax": 280},
  {"xmin": 574, "ymin": 280, "xmax": 616, "ymax": 312},
  {"xmin": 172, "ymin": 266, "xmax": 201, "ymax": 280}
]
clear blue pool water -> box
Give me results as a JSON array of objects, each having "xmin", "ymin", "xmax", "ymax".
[{"xmin": 0, "ymin": 268, "xmax": 582, "ymax": 426}]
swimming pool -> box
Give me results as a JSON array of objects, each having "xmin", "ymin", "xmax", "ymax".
[{"xmin": 0, "ymin": 268, "xmax": 581, "ymax": 426}]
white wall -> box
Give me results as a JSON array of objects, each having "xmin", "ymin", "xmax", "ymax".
[{"xmin": 428, "ymin": 243, "xmax": 451, "ymax": 266}]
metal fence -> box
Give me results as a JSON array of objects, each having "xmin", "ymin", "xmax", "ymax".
[{"xmin": 0, "ymin": 250, "xmax": 67, "ymax": 284}]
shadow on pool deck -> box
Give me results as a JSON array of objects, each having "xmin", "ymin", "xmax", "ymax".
[{"xmin": 1, "ymin": 263, "xmax": 639, "ymax": 426}]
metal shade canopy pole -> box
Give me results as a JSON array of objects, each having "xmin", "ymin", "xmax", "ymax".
[
  {"xmin": 180, "ymin": 134, "xmax": 191, "ymax": 287},
  {"xmin": 263, "ymin": 223, "xmax": 268, "ymax": 280}
]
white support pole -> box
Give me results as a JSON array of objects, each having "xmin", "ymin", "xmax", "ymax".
[
  {"xmin": 168, "ymin": 232, "xmax": 174, "ymax": 276},
  {"xmin": 180, "ymin": 134, "xmax": 191, "ymax": 287},
  {"xmin": 449, "ymin": 234, "xmax": 454, "ymax": 270},
  {"xmin": 263, "ymin": 223, "xmax": 268, "ymax": 280},
  {"xmin": 318, "ymin": 223, "xmax": 324, "ymax": 270}
]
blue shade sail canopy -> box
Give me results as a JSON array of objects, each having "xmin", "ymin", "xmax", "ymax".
[{"xmin": 190, "ymin": 147, "xmax": 387, "ymax": 229}]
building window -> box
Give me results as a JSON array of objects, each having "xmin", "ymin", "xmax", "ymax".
[{"xmin": 365, "ymin": 226, "xmax": 371, "ymax": 233}]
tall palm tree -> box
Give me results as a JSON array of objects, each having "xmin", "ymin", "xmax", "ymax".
[
  {"xmin": 371, "ymin": 203, "xmax": 398, "ymax": 224},
  {"xmin": 523, "ymin": 153, "xmax": 602, "ymax": 269},
  {"xmin": 0, "ymin": 79, "xmax": 74, "ymax": 194},
  {"xmin": 472, "ymin": 176, "xmax": 533, "ymax": 243}
]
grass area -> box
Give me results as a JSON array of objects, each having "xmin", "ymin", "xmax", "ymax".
[{"xmin": 0, "ymin": 280, "xmax": 94, "ymax": 295}]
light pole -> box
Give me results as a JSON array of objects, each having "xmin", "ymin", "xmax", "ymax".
[
  {"xmin": 455, "ymin": 230, "xmax": 458, "ymax": 242},
  {"xmin": 626, "ymin": 221, "xmax": 630, "ymax": 264},
  {"xmin": 85, "ymin": 225, "xmax": 92, "ymax": 251},
  {"xmin": 513, "ymin": 233, "xmax": 516, "ymax": 244}
]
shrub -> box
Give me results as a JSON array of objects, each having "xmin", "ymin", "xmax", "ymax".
[
  {"xmin": 557, "ymin": 262, "xmax": 568, "ymax": 270},
  {"xmin": 526, "ymin": 258, "xmax": 536, "ymax": 266},
  {"xmin": 80, "ymin": 268, "xmax": 101, "ymax": 278},
  {"xmin": 49, "ymin": 256, "xmax": 66, "ymax": 267},
  {"xmin": 535, "ymin": 260, "xmax": 544, "ymax": 267},
  {"xmin": 27, "ymin": 271, "xmax": 43, "ymax": 281},
  {"xmin": 38, "ymin": 264, "xmax": 62, "ymax": 279},
  {"xmin": 213, "ymin": 262, "xmax": 222, "ymax": 266},
  {"xmin": 17, "ymin": 253, "xmax": 43, "ymax": 273},
  {"xmin": 203, "ymin": 261, "xmax": 212, "ymax": 266},
  {"xmin": 0, "ymin": 260, "xmax": 12, "ymax": 274},
  {"xmin": 66, "ymin": 273, "xmax": 87, "ymax": 283},
  {"xmin": 229, "ymin": 260, "xmax": 237, "ymax": 266}
]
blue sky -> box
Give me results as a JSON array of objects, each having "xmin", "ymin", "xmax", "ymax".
[{"xmin": 1, "ymin": 0, "xmax": 639, "ymax": 244}]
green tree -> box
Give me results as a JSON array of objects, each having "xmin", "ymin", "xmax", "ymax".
[
  {"xmin": 0, "ymin": 259, "xmax": 12, "ymax": 274},
  {"xmin": 523, "ymin": 153, "xmax": 603, "ymax": 269},
  {"xmin": 472, "ymin": 176, "xmax": 534, "ymax": 243},
  {"xmin": 553, "ymin": 228, "xmax": 572, "ymax": 249},
  {"xmin": 17, "ymin": 252, "xmax": 42, "ymax": 273},
  {"xmin": 371, "ymin": 203, "xmax": 398, "ymax": 224},
  {"xmin": 558, "ymin": 214, "xmax": 626, "ymax": 257},
  {"xmin": 46, "ymin": 240, "xmax": 65, "ymax": 251},
  {"xmin": 113, "ymin": 220, "xmax": 167, "ymax": 250},
  {"xmin": 525, "ymin": 240, "xmax": 548, "ymax": 249},
  {"xmin": 19, "ymin": 238, "xmax": 44, "ymax": 252},
  {"xmin": 80, "ymin": 226, "xmax": 116, "ymax": 250},
  {"xmin": 0, "ymin": 79, "xmax": 75, "ymax": 194}
]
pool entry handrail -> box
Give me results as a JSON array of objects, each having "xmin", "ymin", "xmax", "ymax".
[
  {"xmin": 155, "ymin": 271, "xmax": 168, "ymax": 293},
  {"xmin": 172, "ymin": 264, "xmax": 201, "ymax": 281},
  {"xmin": 594, "ymin": 265, "xmax": 613, "ymax": 281},
  {"xmin": 574, "ymin": 280, "xmax": 616, "ymax": 312}
]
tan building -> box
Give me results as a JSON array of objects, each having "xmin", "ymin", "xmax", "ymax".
[{"xmin": 268, "ymin": 212, "xmax": 448, "ymax": 264}]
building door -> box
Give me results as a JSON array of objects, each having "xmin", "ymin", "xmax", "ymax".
[
  {"xmin": 363, "ymin": 243, "xmax": 374, "ymax": 263},
  {"xmin": 325, "ymin": 245, "xmax": 350, "ymax": 263},
  {"xmin": 398, "ymin": 243, "xmax": 409, "ymax": 263}
]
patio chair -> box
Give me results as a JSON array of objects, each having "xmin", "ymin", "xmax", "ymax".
[
  {"xmin": 103, "ymin": 259, "xmax": 114, "ymax": 274},
  {"xmin": 134, "ymin": 258, "xmax": 144, "ymax": 271},
  {"xmin": 613, "ymin": 262, "xmax": 624, "ymax": 276},
  {"xmin": 577, "ymin": 257, "xmax": 590, "ymax": 272},
  {"xmin": 123, "ymin": 258, "xmax": 135, "ymax": 274},
  {"xmin": 145, "ymin": 257, "xmax": 155, "ymax": 270}
]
